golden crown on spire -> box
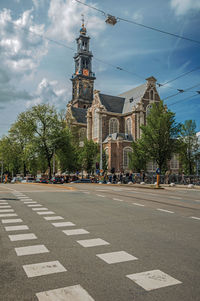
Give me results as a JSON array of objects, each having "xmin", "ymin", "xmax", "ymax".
[{"xmin": 80, "ymin": 14, "xmax": 87, "ymax": 35}]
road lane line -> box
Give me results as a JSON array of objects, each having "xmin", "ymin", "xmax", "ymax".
[
  {"xmin": 190, "ymin": 216, "xmax": 200, "ymax": 220},
  {"xmin": 52, "ymin": 222, "xmax": 75, "ymax": 227},
  {"xmin": 169, "ymin": 196, "xmax": 182, "ymax": 200},
  {"xmin": 96, "ymin": 194, "xmax": 105, "ymax": 197},
  {"xmin": 157, "ymin": 209, "xmax": 174, "ymax": 214},
  {"xmin": 113, "ymin": 198, "xmax": 124, "ymax": 202},
  {"xmin": 133, "ymin": 203, "xmax": 145, "ymax": 207}
]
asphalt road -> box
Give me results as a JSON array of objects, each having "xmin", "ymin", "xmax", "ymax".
[{"xmin": 0, "ymin": 183, "xmax": 199, "ymax": 301}]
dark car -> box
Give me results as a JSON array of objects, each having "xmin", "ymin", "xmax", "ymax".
[
  {"xmin": 51, "ymin": 177, "xmax": 64, "ymax": 184},
  {"xmin": 39, "ymin": 178, "xmax": 49, "ymax": 184}
]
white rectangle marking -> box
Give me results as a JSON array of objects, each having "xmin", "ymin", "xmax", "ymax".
[
  {"xmin": 52, "ymin": 222, "xmax": 75, "ymax": 227},
  {"xmin": 157, "ymin": 209, "xmax": 174, "ymax": 214},
  {"xmin": 24, "ymin": 201, "xmax": 37, "ymax": 204},
  {"xmin": 133, "ymin": 203, "xmax": 145, "ymax": 207},
  {"xmin": 37, "ymin": 211, "xmax": 55, "ymax": 215},
  {"xmin": 15, "ymin": 245, "xmax": 49, "ymax": 256},
  {"xmin": 1, "ymin": 219, "xmax": 23, "ymax": 224},
  {"xmin": 96, "ymin": 251, "xmax": 138, "ymax": 264},
  {"xmin": 27, "ymin": 204, "xmax": 42, "ymax": 207},
  {"xmin": 113, "ymin": 198, "xmax": 123, "ymax": 202},
  {"xmin": 63, "ymin": 229, "xmax": 89, "ymax": 236},
  {"xmin": 0, "ymin": 213, "xmax": 17, "ymax": 217},
  {"xmin": 9, "ymin": 233, "xmax": 37, "ymax": 241},
  {"xmin": 5, "ymin": 225, "xmax": 29, "ymax": 231},
  {"xmin": 77, "ymin": 238, "xmax": 110, "ymax": 248},
  {"xmin": 32, "ymin": 208, "xmax": 48, "ymax": 211},
  {"xmin": 126, "ymin": 269, "xmax": 182, "ymax": 291},
  {"xmin": 0, "ymin": 209, "xmax": 14, "ymax": 212},
  {"xmin": 0, "ymin": 205, "xmax": 11, "ymax": 208},
  {"xmin": 44, "ymin": 216, "xmax": 64, "ymax": 221},
  {"xmin": 36, "ymin": 284, "xmax": 95, "ymax": 301},
  {"xmin": 23, "ymin": 261, "xmax": 66, "ymax": 278},
  {"xmin": 190, "ymin": 216, "xmax": 200, "ymax": 220}
]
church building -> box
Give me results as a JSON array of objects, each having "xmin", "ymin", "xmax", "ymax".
[{"xmin": 66, "ymin": 22, "xmax": 179, "ymax": 174}]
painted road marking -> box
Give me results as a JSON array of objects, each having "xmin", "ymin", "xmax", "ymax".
[
  {"xmin": 23, "ymin": 261, "xmax": 66, "ymax": 278},
  {"xmin": 24, "ymin": 201, "xmax": 37, "ymax": 204},
  {"xmin": 36, "ymin": 284, "xmax": 95, "ymax": 301},
  {"xmin": 0, "ymin": 209, "xmax": 14, "ymax": 213},
  {"xmin": 96, "ymin": 194, "xmax": 105, "ymax": 197},
  {"xmin": 9, "ymin": 233, "xmax": 37, "ymax": 241},
  {"xmin": 15, "ymin": 245, "xmax": 49, "ymax": 256},
  {"xmin": 113, "ymin": 198, "xmax": 123, "ymax": 202},
  {"xmin": 32, "ymin": 208, "xmax": 49, "ymax": 211},
  {"xmin": 0, "ymin": 213, "xmax": 18, "ymax": 217},
  {"xmin": 37, "ymin": 211, "xmax": 55, "ymax": 215},
  {"xmin": 126, "ymin": 269, "xmax": 182, "ymax": 291},
  {"xmin": 157, "ymin": 209, "xmax": 174, "ymax": 214},
  {"xmin": 5, "ymin": 225, "xmax": 29, "ymax": 231},
  {"xmin": 0, "ymin": 205, "xmax": 11, "ymax": 208},
  {"xmin": 0, "ymin": 203, "xmax": 9, "ymax": 205},
  {"xmin": 51, "ymin": 222, "xmax": 75, "ymax": 227},
  {"xmin": 133, "ymin": 203, "xmax": 145, "ymax": 207},
  {"xmin": 21, "ymin": 199, "xmax": 32, "ymax": 201},
  {"xmin": 169, "ymin": 196, "xmax": 182, "ymax": 200},
  {"xmin": 77, "ymin": 238, "xmax": 110, "ymax": 248},
  {"xmin": 96, "ymin": 251, "xmax": 138, "ymax": 264},
  {"xmin": 1, "ymin": 219, "xmax": 23, "ymax": 224},
  {"xmin": 27, "ymin": 204, "xmax": 42, "ymax": 207},
  {"xmin": 190, "ymin": 216, "xmax": 200, "ymax": 220},
  {"xmin": 63, "ymin": 229, "xmax": 89, "ymax": 236},
  {"xmin": 44, "ymin": 216, "xmax": 64, "ymax": 221},
  {"xmin": 82, "ymin": 192, "xmax": 90, "ymax": 194}
]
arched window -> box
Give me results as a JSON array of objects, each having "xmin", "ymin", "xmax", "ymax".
[
  {"xmin": 146, "ymin": 104, "xmax": 153, "ymax": 116},
  {"xmin": 109, "ymin": 118, "xmax": 119, "ymax": 134},
  {"xmin": 150, "ymin": 90, "xmax": 154, "ymax": 100},
  {"xmin": 123, "ymin": 147, "xmax": 132, "ymax": 168},
  {"xmin": 125, "ymin": 118, "xmax": 132, "ymax": 134}
]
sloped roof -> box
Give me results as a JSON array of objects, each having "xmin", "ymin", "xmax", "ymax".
[
  {"xmin": 119, "ymin": 83, "xmax": 147, "ymax": 114},
  {"xmin": 103, "ymin": 133, "xmax": 133, "ymax": 143},
  {"xmin": 71, "ymin": 107, "xmax": 87, "ymax": 124},
  {"xmin": 99, "ymin": 93, "xmax": 125, "ymax": 113}
]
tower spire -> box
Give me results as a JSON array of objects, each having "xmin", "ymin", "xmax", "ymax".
[{"xmin": 80, "ymin": 14, "xmax": 87, "ymax": 35}]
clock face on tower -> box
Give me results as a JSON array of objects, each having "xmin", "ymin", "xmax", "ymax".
[{"xmin": 83, "ymin": 69, "xmax": 89, "ymax": 76}]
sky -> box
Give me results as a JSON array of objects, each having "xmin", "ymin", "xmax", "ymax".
[{"xmin": 0, "ymin": 0, "xmax": 200, "ymax": 137}]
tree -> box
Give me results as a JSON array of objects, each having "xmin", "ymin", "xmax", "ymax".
[
  {"xmin": 129, "ymin": 140, "xmax": 147, "ymax": 172},
  {"xmin": 27, "ymin": 104, "xmax": 67, "ymax": 179},
  {"xmin": 79, "ymin": 139, "xmax": 99, "ymax": 175},
  {"xmin": 140, "ymin": 101, "xmax": 180, "ymax": 173},
  {"xmin": 179, "ymin": 120, "xmax": 199, "ymax": 174}
]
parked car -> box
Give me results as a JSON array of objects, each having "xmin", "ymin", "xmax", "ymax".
[
  {"xmin": 39, "ymin": 178, "xmax": 49, "ymax": 184},
  {"xmin": 50, "ymin": 177, "xmax": 64, "ymax": 184}
]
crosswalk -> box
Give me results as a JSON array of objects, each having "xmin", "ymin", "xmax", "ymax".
[{"xmin": 0, "ymin": 190, "xmax": 183, "ymax": 300}]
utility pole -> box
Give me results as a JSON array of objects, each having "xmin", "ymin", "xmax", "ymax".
[{"xmin": 53, "ymin": 148, "xmax": 55, "ymax": 176}]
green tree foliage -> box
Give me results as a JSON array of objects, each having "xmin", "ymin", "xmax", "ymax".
[
  {"xmin": 79, "ymin": 139, "xmax": 99, "ymax": 175},
  {"xmin": 140, "ymin": 101, "xmax": 180, "ymax": 173},
  {"xmin": 179, "ymin": 120, "xmax": 199, "ymax": 174},
  {"xmin": 129, "ymin": 140, "xmax": 147, "ymax": 172}
]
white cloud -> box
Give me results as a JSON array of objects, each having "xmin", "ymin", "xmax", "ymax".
[
  {"xmin": 27, "ymin": 78, "xmax": 70, "ymax": 108},
  {"xmin": 0, "ymin": 8, "xmax": 48, "ymax": 77},
  {"xmin": 170, "ymin": 0, "xmax": 200, "ymax": 16},
  {"xmin": 47, "ymin": 0, "xmax": 105, "ymax": 43}
]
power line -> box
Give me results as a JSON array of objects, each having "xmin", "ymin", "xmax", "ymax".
[
  {"xmin": 163, "ymin": 82, "xmax": 200, "ymax": 101},
  {"xmin": 74, "ymin": 0, "xmax": 200, "ymax": 46},
  {"xmin": 169, "ymin": 93, "xmax": 199, "ymax": 107}
]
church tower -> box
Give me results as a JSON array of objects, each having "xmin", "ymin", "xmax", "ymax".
[{"xmin": 70, "ymin": 16, "xmax": 96, "ymax": 109}]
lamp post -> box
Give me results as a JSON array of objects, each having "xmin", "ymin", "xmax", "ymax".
[{"xmin": 99, "ymin": 112, "xmax": 106, "ymax": 175}]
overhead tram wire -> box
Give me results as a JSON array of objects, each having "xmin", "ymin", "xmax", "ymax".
[
  {"xmin": 169, "ymin": 93, "xmax": 200, "ymax": 107},
  {"xmin": 163, "ymin": 82, "xmax": 200, "ymax": 101},
  {"xmin": 73, "ymin": 0, "xmax": 200, "ymax": 46},
  {"xmin": 6, "ymin": 18, "xmax": 200, "ymax": 97}
]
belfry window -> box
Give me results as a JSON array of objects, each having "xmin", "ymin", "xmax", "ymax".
[
  {"xmin": 109, "ymin": 118, "xmax": 119, "ymax": 134},
  {"xmin": 123, "ymin": 147, "xmax": 132, "ymax": 168}
]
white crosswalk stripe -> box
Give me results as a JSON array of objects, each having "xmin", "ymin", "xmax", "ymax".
[
  {"xmin": 9, "ymin": 233, "xmax": 37, "ymax": 241},
  {"xmin": 1, "ymin": 219, "xmax": 23, "ymax": 224},
  {"xmin": 15, "ymin": 245, "xmax": 49, "ymax": 256},
  {"xmin": 4, "ymin": 225, "xmax": 29, "ymax": 231},
  {"xmin": 96, "ymin": 251, "xmax": 138, "ymax": 264},
  {"xmin": 23, "ymin": 261, "xmax": 66, "ymax": 277},
  {"xmin": 63, "ymin": 229, "xmax": 89, "ymax": 236}
]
